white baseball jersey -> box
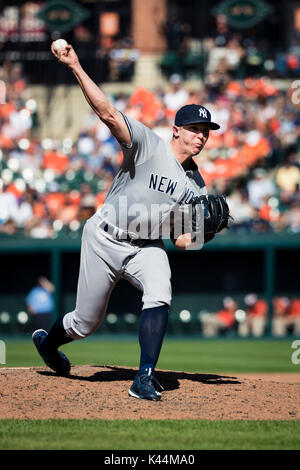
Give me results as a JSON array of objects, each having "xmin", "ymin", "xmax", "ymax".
[
  {"xmin": 97, "ymin": 114, "xmax": 207, "ymax": 240},
  {"xmin": 63, "ymin": 114, "xmax": 207, "ymax": 339}
]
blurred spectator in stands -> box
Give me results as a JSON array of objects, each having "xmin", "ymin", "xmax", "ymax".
[
  {"xmin": 95, "ymin": 174, "xmax": 114, "ymax": 210},
  {"xmin": 201, "ymin": 297, "xmax": 237, "ymax": 337},
  {"xmin": 272, "ymin": 297, "xmax": 300, "ymax": 336},
  {"xmin": 163, "ymin": 74, "xmax": 189, "ymax": 116},
  {"xmin": 73, "ymin": 24, "xmax": 92, "ymax": 50},
  {"xmin": 280, "ymin": 110, "xmax": 298, "ymax": 135},
  {"xmin": 278, "ymin": 111, "xmax": 299, "ymax": 149},
  {"xmin": 26, "ymin": 218, "xmax": 54, "ymax": 239},
  {"xmin": 0, "ymin": 100, "xmax": 32, "ymax": 140},
  {"xmin": 272, "ymin": 296, "xmax": 290, "ymax": 337},
  {"xmin": 205, "ymin": 72, "xmax": 226, "ymax": 101},
  {"xmin": 113, "ymin": 92, "xmax": 129, "ymax": 113},
  {"xmin": 42, "ymin": 144, "xmax": 69, "ymax": 175},
  {"xmin": 44, "ymin": 183, "xmax": 66, "ymax": 220},
  {"xmin": 227, "ymin": 189, "xmax": 256, "ymax": 233},
  {"xmin": 79, "ymin": 183, "xmax": 96, "ymax": 221},
  {"xmin": 284, "ymin": 298, "xmax": 300, "ymax": 335},
  {"xmin": 78, "ymin": 132, "xmax": 95, "ymax": 159},
  {"xmin": 258, "ymin": 194, "xmax": 280, "ymax": 228},
  {"xmin": 250, "ymin": 208, "xmax": 273, "ymax": 233},
  {"xmin": 238, "ymin": 293, "xmax": 268, "ymax": 337},
  {"xmin": 26, "ymin": 276, "xmax": 54, "ymax": 332},
  {"xmin": 78, "ymin": 132, "xmax": 118, "ymax": 176},
  {"xmin": 84, "ymin": 141, "xmax": 105, "ymax": 175},
  {"xmin": 206, "ymin": 15, "xmax": 244, "ymax": 76},
  {"xmin": 12, "ymin": 189, "xmax": 34, "ymax": 230},
  {"xmin": 208, "ymin": 96, "xmax": 231, "ymax": 134},
  {"xmin": 279, "ymin": 201, "xmax": 300, "ymax": 234},
  {"xmin": 152, "ymin": 117, "xmax": 173, "ymax": 143},
  {"xmin": 247, "ymin": 168, "xmax": 276, "ymax": 210},
  {"xmin": 214, "ymin": 14, "xmax": 232, "ymax": 47},
  {"xmin": 5, "ymin": 62, "xmax": 27, "ymax": 100},
  {"xmin": 57, "ymin": 193, "xmax": 79, "ymax": 226},
  {"xmin": 7, "ymin": 142, "xmax": 42, "ymax": 172},
  {"xmin": 101, "ymin": 156, "xmax": 118, "ymax": 178},
  {"xmin": 207, "ymin": 38, "xmax": 243, "ymax": 76},
  {"xmin": 108, "ymin": 37, "xmax": 139, "ymax": 82},
  {"xmin": 83, "ymin": 109, "xmax": 120, "ymax": 156},
  {"xmin": 275, "ymin": 156, "xmax": 300, "ymax": 195},
  {"xmin": 0, "ymin": 185, "xmax": 18, "ymax": 227},
  {"xmin": 0, "ymin": 218, "xmax": 17, "ymax": 235},
  {"xmin": 225, "ymin": 37, "xmax": 245, "ymax": 75},
  {"xmin": 128, "ymin": 87, "xmax": 165, "ymax": 127},
  {"xmin": 162, "ymin": 14, "xmax": 190, "ymax": 54},
  {"xmin": 68, "ymin": 143, "xmax": 85, "ymax": 172}
]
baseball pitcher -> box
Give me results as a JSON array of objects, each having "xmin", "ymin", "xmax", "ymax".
[{"xmin": 32, "ymin": 41, "xmax": 231, "ymax": 401}]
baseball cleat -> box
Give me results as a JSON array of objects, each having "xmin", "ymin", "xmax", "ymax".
[
  {"xmin": 32, "ymin": 329, "xmax": 71, "ymax": 377},
  {"xmin": 128, "ymin": 367, "xmax": 163, "ymax": 401}
]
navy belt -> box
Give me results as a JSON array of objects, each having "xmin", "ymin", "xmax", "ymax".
[{"xmin": 99, "ymin": 219, "xmax": 148, "ymax": 246}]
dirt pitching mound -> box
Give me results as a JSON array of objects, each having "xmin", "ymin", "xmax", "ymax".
[{"xmin": 0, "ymin": 365, "xmax": 299, "ymax": 420}]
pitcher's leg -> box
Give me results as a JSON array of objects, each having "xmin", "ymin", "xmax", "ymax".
[
  {"xmin": 123, "ymin": 243, "xmax": 172, "ymax": 310},
  {"xmin": 33, "ymin": 219, "xmax": 119, "ymax": 376},
  {"xmin": 63, "ymin": 228, "xmax": 119, "ymax": 339},
  {"xmin": 138, "ymin": 304, "xmax": 169, "ymax": 370},
  {"xmin": 123, "ymin": 243, "xmax": 171, "ymax": 371}
]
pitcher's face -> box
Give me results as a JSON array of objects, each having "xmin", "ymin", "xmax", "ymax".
[{"xmin": 173, "ymin": 123, "xmax": 210, "ymax": 156}]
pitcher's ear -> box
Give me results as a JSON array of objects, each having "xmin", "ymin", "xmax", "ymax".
[{"xmin": 172, "ymin": 125, "xmax": 180, "ymax": 138}]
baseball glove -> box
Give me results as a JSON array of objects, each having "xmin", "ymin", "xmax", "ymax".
[{"xmin": 191, "ymin": 194, "xmax": 232, "ymax": 243}]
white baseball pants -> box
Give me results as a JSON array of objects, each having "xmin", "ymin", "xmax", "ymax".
[{"xmin": 63, "ymin": 214, "xmax": 172, "ymax": 339}]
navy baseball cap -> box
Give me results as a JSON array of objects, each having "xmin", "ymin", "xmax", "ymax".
[{"xmin": 175, "ymin": 104, "xmax": 220, "ymax": 130}]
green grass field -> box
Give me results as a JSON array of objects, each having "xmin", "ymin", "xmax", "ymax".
[
  {"xmin": 1, "ymin": 337, "xmax": 300, "ymax": 450},
  {"xmin": 0, "ymin": 419, "xmax": 299, "ymax": 450},
  {"xmin": 3, "ymin": 336, "xmax": 299, "ymax": 372}
]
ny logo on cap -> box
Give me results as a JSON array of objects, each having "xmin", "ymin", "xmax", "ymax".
[{"xmin": 199, "ymin": 107, "xmax": 208, "ymax": 119}]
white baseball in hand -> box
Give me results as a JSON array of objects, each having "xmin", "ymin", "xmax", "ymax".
[{"xmin": 53, "ymin": 39, "xmax": 68, "ymax": 51}]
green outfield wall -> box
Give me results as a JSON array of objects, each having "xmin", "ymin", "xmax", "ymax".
[{"xmin": 0, "ymin": 233, "xmax": 299, "ymax": 336}]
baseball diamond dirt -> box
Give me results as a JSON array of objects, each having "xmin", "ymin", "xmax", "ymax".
[{"xmin": 0, "ymin": 366, "xmax": 299, "ymax": 420}]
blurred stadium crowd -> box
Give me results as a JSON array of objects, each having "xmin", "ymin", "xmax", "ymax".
[
  {"xmin": 161, "ymin": 12, "xmax": 300, "ymax": 80},
  {"xmin": 0, "ymin": 57, "xmax": 299, "ymax": 239},
  {"xmin": 5, "ymin": 286, "xmax": 300, "ymax": 338},
  {"xmin": 199, "ymin": 293, "xmax": 300, "ymax": 338}
]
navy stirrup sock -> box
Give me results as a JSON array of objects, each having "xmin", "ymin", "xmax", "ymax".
[
  {"xmin": 41, "ymin": 317, "xmax": 73, "ymax": 352},
  {"xmin": 138, "ymin": 305, "xmax": 169, "ymax": 372}
]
